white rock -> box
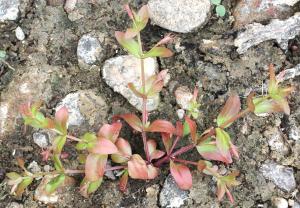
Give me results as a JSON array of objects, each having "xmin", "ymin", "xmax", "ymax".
[
  {"xmin": 289, "ymin": 126, "xmax": 300, "ymax": 141},
  {"xmin": 234, "ymin": 13, "xmax": 300, "ymax": 54},
  {"xmin": 33, "ymin": 132, "xmax": 49, "ymax": 148},
  {"xmin": 148, "ymin": 0, "xmax": 211, "ymax": 33},
  {"xmin": 27, "ymin": 161, "xmax": 41, "ymax": 174},
  {"xmin": 260, "ymin": 162, "xmax": 296, "ymax": 192},
  {"xmin": 6, "ymin": 202, "xmax": 23, "ymax": 208},
  {"xmin": 56, "ymin": 90, "xmax": 108, "ymax": 127},
  {"xmin": 273, "ymin": 0, "xmax": 300, "ymax": 6},
  {"xmin": 264, "ymin": 127, "xmax": 288, "ymax": 154},
  {"xmin": 176, "ymin": 109, "xmax": 185, "ymax": 120},
  {"xmin": 175, "ymin": 86, "xmax": 193, "ymax": 110},
  {"xmin": 0, "ymin": 0, "xmax": 20, "ymax": 21},
  {"xmin": 102, "ymin": 55, "xmax": 159, "ymax": 111},
  {"xmin": 272, "ymin": 197, "xmax": 288, "ymax": 208},
  {"xmin": 15, "ymin": 26, "xmax": 25, "ymax": 41},
  {"xmin": 159, "ymin": 175, "xmax": 189, "ymax": 208},
  {"xmin": 77, "ymin": 34, "xmax": 103, "ymax": 65}
]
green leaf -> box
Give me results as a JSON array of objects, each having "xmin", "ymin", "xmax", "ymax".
[
  {"xmin": 115, "ymin": 31, "xmax": 141, "ymax": 58},
  {"xmin": 215, "ymin": 128, "xmax": 230, "ymax": 156},
  {"xmin": 211, "ymin": 0, "xmax": 221, "ymax": 5},
  {"xmin": 45, "ymin": 174, "xmax": 66, "ymax": 194},
  {"xmin": 183, "ymin": 121, "xmax": 190, "ymax": 137},
  {"xmin": 53, "ymin": 136, "xmax": 67, "ymax": 154},
  {"xmin": 0, "ymin": 50, "xmax": 6, "ymax": 60},
  {"xmin": 53, "ymin": 154, "xmax": 64, "ymax": 171},
  {"xmin": 76, "ymin": 133, "xmax": 97, "ymax": 150},
  {"xmin": 87, "ymin": 178, "xmax": 103, "ymax": 194},
  {"xmin": 15, "ymin": 176, "xmax": 33, "ymax": 196},
  {"xmin": 143, "ymin": 47, "xmax": 173, "ymax": 58},
  {"xmin": 6, "ymin": 172, "xmax": 21, "ymax": 180},
  {"xmin": 216, "ymin": 5, "xmax": 226, "ymax": 17}
]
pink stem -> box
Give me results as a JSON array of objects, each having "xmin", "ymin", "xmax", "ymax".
[
  {"xmin": 66, "ymin": 135, "xmax": 81, "ymax": 142},
  {"xmin": 172, "ymin": 158, "xmax": 198, "ymax": 166},
  {"xmin": 169, "ymin": 136, "xmax": 180, "ymax": 155}
]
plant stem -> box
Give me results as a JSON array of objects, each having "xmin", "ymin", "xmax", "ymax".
[
  {"xmin": 172, "ymin": 158, "xmax": 198, "ymax": 166},
  {"xmin": 105, "ymin": 165, "xmax": 126, "ymax": 172},
  {"xmin": 65, "ymin": 169, "xmax": 85, "ymax": 174},
  {"xmin": 66, "ymin": 135, "xmax": 82, "ymax": 142},
  {"xmin": 219, "ymin": 108, "xmax": 250, "ymax": 129},
  {"xmin": 137, "ymin": 32, "xmax": 151, "ymax": 163},
  {"xmin": 169, "ymin": 136, "xmax": 181, "ymax": 155}
]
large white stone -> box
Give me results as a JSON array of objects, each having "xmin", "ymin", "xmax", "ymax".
[
  {"xmin": 148, "ymin": 0, "xmax": 211, "ymax": 33},
  {"xmin": 0, "ymin": 0, "xmax": 20, "ymax": 21}
]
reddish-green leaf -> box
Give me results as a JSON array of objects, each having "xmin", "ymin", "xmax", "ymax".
[
  {"xmin": 111, "ymin": 138, "xmax": 132, "ymax": 163},
  {"xmin": 197, "ymin": 142, "xmax": 232, "ymax": 164},
  {"xmin": 114, "ymin": 114, "xmax": 143, "ymax": 132},
  {"xmin": 90, "ymin": 138, "xmax": 118, "ymax": 155},
  {"xmin": 146, "ymin": 120, "xmax": 176, "ymax": 134},
  {"xmin": 147, "ymin": 139, "xmax": 165, "ymax": 161},
  {"xmin": 85, "ymin": 154, "xmax": 107, "ymax": 181},
  {"xmin": 170, "ymin": 161, "xmax": 192, "ymax": 190},
  {"xmin": 55, "ymin": 106, "xmax": 68, "ymax": 129},
  {"xmin": 97, "ymin": 122, "xmax": 122, "ymax": 143},
  {"xmin": 143, "ymin": 47, "xmax": 173, "ymax": 58},
  {"xmin": 115, "ymin": 31, "xmax": 141, "ymax": 58},
  {"xmin": 45, "ymin": 174, "xmax": 66, "ymax": 194},
  {"xmin": 215, "ymin": 128, "xmax": 231, "ymax": 158},
  {"xmin": 128, "ymin": 154, "xmax": 159, "ymax": 179},
  {"xmin": 185, "ymin": 117, "xmax": 197, "ymax": 142},
  {"xmin": 175, "ymin": 121, "xmax": 183, "ymax": 137},
  {"xmin": 161, "ymin": 133, "xmax": 173, "ymax": 154},
  {"xmin": 217, "ymin": 95, "xmax": 241, "ymax": 128},
  {"xmin": 15, "ymin": 176, "xmax": 33, "ymax": 197},
  {"xmin": 119, "ymin": 170, "xmax": 129, "ymax": 192}
]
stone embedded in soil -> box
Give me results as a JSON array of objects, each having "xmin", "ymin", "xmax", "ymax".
[
  {"xmin": 144, "ymin": 185, "xmax": 160, "ymax": 207},
  {"xmin": 0, "ymin": 65, "xmax": 70, "ymax": 140},
  {"xmin": 159, "ymin": 174, "xmax": 189, "ymax": 208},
  {"xmin": 27, "ymin": 161, "xmax": 42, "ymax": 174},
  {"xmin": 234, "ymin": 13, "xmax": 300, "ymax": 54},
  {"xmin": 233, "ymin": 0, "xmax": 299, "ymax": 28},
  {"xmin": 56, "ymin": 89, "xmax": 108, "ymax": 129},
  {"xmin": 102, "ymin": 55, "xmax": 159, "ymax": 112},
  {"xmin": 147, "ymin": 0, "xmax": 211, "ymax": 33},
  {"xmin": 0, "ymin": 0, "xmax": 20, "ymax": 21},
  {"xmin": 6, "ymin": 202, "xmax": 23, "ymax": 208},
  {"xmin": 260, "ymin": 162, "xmax": 296, "ymax": 192},
  {"xmin": 33, "ymin": 131, "xmax": 50, "ymax": 148},
  {"xmin": 174, "ymin": 86, "xmax": 193, "ymax": 110},
  {"xmin": 77, "ymin": 34, "xmax": 103, "ymax": 65},
  {"xmin": 15, "ymin": 26, "xmax": 25, "ymax": 41},
  {"xmin": 264, "ymin": 127, "xmax": 289, "ymax": 155},
  {"xmin": 272, "ymin": 197, "xmax": 289, "ymax": 208}
]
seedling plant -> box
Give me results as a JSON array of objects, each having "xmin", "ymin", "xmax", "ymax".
[
  {"xmin": 211, "ymin": 0, "xmax": 226, "ymax": 17},
  {"xmin": 7, "ymin": 5, "xmax": 293, "ymax": 204}
]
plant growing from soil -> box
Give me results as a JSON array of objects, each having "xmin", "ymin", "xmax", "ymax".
[
  {"xmin": 211, "ymin": 0, "xmax": 226, "ymax": 17},
  {"xmin": 6, "ymin": 5, "xmax": 293, "ymax": 204}
]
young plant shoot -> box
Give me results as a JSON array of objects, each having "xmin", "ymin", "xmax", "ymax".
[{"xmin": 7, "ymin": 5, "xmax": 293, "ymax": 204}]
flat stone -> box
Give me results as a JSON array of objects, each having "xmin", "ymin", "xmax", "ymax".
[
  {"xmin": 102, "ymin": 55, "xmax": 159, "ymax": 112},
  {"xmin": 77, "ymin": 34, "xmax": 103, "ymax": 65},
  {"xmin": 0, "ymin": 0, "xmax": 20, "ymax": 21},
  {"xmin": 233, "ymin": 0, "xmax": 299, "ymax": 28},
  {"xmin": 147, "ymin": 0, "xmax": 211, "ymax": 33},
  {"xmin": 159, "ymin": 174, "xmax": 189, "ymax": 208},
  {"xmin": 56, "ymin": 89, "xmax": 108, "ymax": 129},
  {"xmin": 234, "ymin": 13, "xmax": 300, "ymax": 54},
  {"xmin": 260, "ymin": 162, "xmax": 296, "ymax": 192},
  {"xmin": 0, "ymin": 65, "xmax": 70, "ymax": 140}
]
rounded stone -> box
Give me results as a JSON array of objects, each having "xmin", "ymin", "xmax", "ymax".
[
  {"xmin": 147, "ymin": 0, "xmax": 211, "ymax": 33},
  {"xmin": 77, "ymin": 34, "xmax": 103, "ymax": 65}
]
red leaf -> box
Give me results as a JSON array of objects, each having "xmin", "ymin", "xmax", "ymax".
[
  {"xmin": 170, "ymin": 161, "xmax": 192, "ymax": 190},
  {"xmin": 91, "ymin": 138, "xmax": 118, "ymax": 155},
  {"xmin": 147, "ymin": 139, "xmax": 165, "ymax": 161},
  {"xmin": 143, "ymin": 47, "xmax": 173, "ymax": 58},
  {"xmin": 97, "ymin": 122, "xmax": 122, "ymax": 143},
  {"xmin": 137, "ymin": 5, "xmax": 149, "ymax": 24},
  {"xmin": 147, "ymin": 120, "xmax": 175, "ymax": 134},
  {"xmin": 114, "ymin": 114, "xmax": 143, "ymax": 132},
  {"xmin": 185, "ymin": 117, "xmax": 197, "ymax": 142},
  {"xmin": 124, "ymin": 4, "xmax": 134, "ymax": 20},
  {"xmin": 85, "ymin": 154, "xmax": 107, "ymax": 181},
  {"xmin": 161, "ymin": 133, "xmax": 173, "ymax": 154},
  {"xmin": 175, "ymin": 121, "xmax": 183, "ymax": 137},
  {"xmin": 55, "ymin": 106, "xmax": 69, "ymax": 128},
  {"xmin": 217, "ymin": 94, "xmax": 241, "ymax": 128},
  {"xmin": 128, "ymin": 154, "xmax": 159, "ymax": 179},
  {"xmin": 197, "ymin": 142, "xmax": 233, "ymax": 164},
  {"xmin": 115, "ymin": 138, "xmax": 132, "ymax": 156},
  {"xmin": 119, "ymin": 171, "xmax": 129, "ymax": 192}
]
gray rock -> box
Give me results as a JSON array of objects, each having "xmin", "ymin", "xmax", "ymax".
[
  {"xmin": 56, "ymin": 90, "xmax": 108, "ymax": 129},
  {"xmin": 147, "ymin": 0, "xmax": 211, "ymax": 33},
  {"xmin": 33, "ymin": 132, "xmax": 50, "ymax": 148},
  {"xmin": 159, "ymin": 175, "xmax": 189, "ymax": 208},
  {"xmin": 260, "ymin": 162, "xmax": 296, "ymax": 192},
  {"xmin": 174, "ymin": 86, "xmax": 193, "ymax": 110},
  {"xmin": 27, "ymin": 161, "xmax": 41, "ymax": 174},
  {"xmin": 288, "ymin": 125, "xmax": 299, "ymax": 141},
  {"xmin": 15, "ymin": 26, "xmax": 25, "ymax": 41},
  {"xmin": 102, "ymin": 55, "xmax": 159, "ymax": 112},
  {"xmin": 77, "ymin": 34, "xmax": 103, "ymax": 65},
  {"xmin": 0, "ymin": 0, "xmax": 20, "ymax": 21},
  {"xmin": 264, "ymin": 127, "xmax": 289, "ymax": 155},
  {"xmin": 234, "ymin": 13, "xmax": 300, "ymax": 54},
  {"xmin": 6, "ymin": 202, "xmax": 23, "ymax": 208}
]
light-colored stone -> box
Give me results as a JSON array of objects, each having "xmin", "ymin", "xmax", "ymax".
[
  {"xmin": 0, "ymin": 65, "xmax": 70, "ymax": 140},
  {"xmin": 175, "ymin": 86, "xmax": 193, "ymax": 110},
  {"xmin": 147, "ymin": 0, "xmax": 211, "ymax": 33},
  {"xmin": 77, "ymin": 34, "xmax": 103, "ymax": 65},
  {"xmin": 264, "ymin": 127, "xmax": 289, "ymax": 154},
  {"xmin": 288, "ymin": 125, "xmax": 300, "ymax": 141},
  {"xmin": 0, "ymin": 0, "xmax": 20, "ymax": 21},
  {"xmin": 272, "ymin": 197, "xmax": 288, "ymax": 208},
  {"xmin": 15, "ymin": 26, "xmax": 25, "ymax": 41},
  {"xmin": 27, "ymin": 161, "xmax": 41, "ymax": 174},
  {"xmin": 260, "ymin": 162, "xmax": 296, "ymax": 192},
  {"xmin": 102, "ymin": 55, "xmax": 159, "ymax": 111},
  {"xmin": 33, "ymin": 131, "xmax": 50, "ymax": 148},
  {"xmin": 159, "ymin": 175, "xmax": 189, "ymax": 208},
  {"xmin": 176, "ymin": 109, "xmax": 185, "ymax": 120},
  {"xmin": 35, "ymin": 175, "xmax": 59, "ymax": 204},
  {"xmin": 234, "ymin": 13, "xmax": 300, "ymax": 54},
  {"xmin": 233, "ymin": 0, "xmax": 298, "ymax": 28},
  {"xmin": 56, "ymin": 89, "xmax": 108, "ymax": 128},
  {"xmin": 6, "ymin": 202, "xmax": 23, "ymax": 208}
]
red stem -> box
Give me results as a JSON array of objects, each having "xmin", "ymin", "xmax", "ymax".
[
  {"xmin": 66, "ymin": 135, "xmax": 81, "ymax": 142},
  {"xmin": 172, "ymin": 158, "xmax": 198, "ymax": 166},
  {"xmin": 169, "ymin": 136, "xmax": 180, "ymax": 155}
]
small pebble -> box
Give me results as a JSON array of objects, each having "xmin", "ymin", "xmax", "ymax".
[
  {"xmin": 176, "ymin": 109, "xmax": 185, "ymax": 120},
  {"xmin": 15, "ymin": 26, "xmax": 25, "ymax": 41}
]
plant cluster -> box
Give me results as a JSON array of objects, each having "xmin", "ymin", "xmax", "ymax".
[
  {"xmin": 6, "ymin": 5, "xmax": 293, "ymax": 204},
  {"xmin": 211, "ymin": 0, "xmax": 226, "ymax": 17}
]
